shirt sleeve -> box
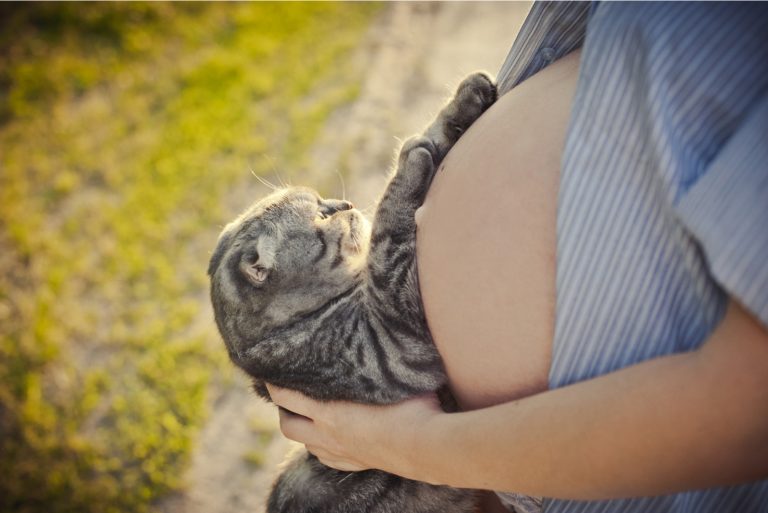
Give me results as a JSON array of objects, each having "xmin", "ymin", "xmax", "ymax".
[{"xmin": 675, "ymin": 94, "xmax": 768, "ymax": 328}]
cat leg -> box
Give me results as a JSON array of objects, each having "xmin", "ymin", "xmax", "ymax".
[
  {"xmin": 373, "ymin": 73, "xmax": 496, "ymax": 229},
  {"xmin": 366, "ymin": 74, "xmax": 496, "ymax": 313},
  {"xmin": 369, "ymin": 73, "xmax": 496, "ymax": 251},
  {"xmin": 365, "ymin": 136, "xmax": 437, "ymax": 325}
]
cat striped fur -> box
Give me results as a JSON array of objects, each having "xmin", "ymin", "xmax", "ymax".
[{"xmin": 209, "ymin": 73, "xmax": 497, "ymax": 513}]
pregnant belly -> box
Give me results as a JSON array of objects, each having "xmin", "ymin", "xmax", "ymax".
[{"xmin": 416, "ymin": 50, "xmax": 581, "ymax": 410}]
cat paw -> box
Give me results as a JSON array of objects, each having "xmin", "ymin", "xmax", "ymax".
[
  {"xmin": 400, "ymin": 135, "xmax": 438, "ymax": 167},
  {"xmin": 427, "ymin": 72, "xmax": 497, "ymax": 157},
  {"xmin": 448, "ymin": 72, "xmax": 497, "ymax": 137}
]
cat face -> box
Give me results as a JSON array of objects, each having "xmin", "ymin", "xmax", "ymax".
[{"xmin": 208, "ymin": 186, "xmax": 370, "ymax": 362}]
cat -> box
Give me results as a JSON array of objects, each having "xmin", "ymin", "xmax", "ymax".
[{"xmin": 209, "ymin": 73, "xmax": 497, "ymax": 513}]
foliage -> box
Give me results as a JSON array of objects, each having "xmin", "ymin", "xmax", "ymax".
[{"xmin": 0, "ymin": 3, "xmax": 379, "ymax": 512}]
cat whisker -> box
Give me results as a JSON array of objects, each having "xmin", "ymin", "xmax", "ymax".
[
  {"xmin": 250, "ymin": 169, "xmax": 280, "ymax": 192},
  {"xmin": 260, "ymin": 155, "xmax": 280, "ymax": 181},
  {"xmin": 334, "ymin": 169, "xmax": 347, "ymax": 202},
  {"xmin": 257, "ymin": 154, "xmax": 291, "ymax": 190},
  {"xmin": 360, "ymin": 202, "xmax": 377, "ymax": 217},
  {"xmin": 274, "ymin": 164, "xmax": 291, "ymax": 189},
  {"xmin": 276, "ymin": 171, "xmax": 289, "ymax": 188},
  {"xmin": 337, "ymin": 472, "xmax": 354, "ymax": 485}
]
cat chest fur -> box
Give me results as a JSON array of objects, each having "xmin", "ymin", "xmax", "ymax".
[{"xmin": 241, "ymin": 284, "xmax": 446, "ymax": 405}]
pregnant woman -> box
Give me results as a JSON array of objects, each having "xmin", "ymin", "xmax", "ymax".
[{"xmin": 269, "ymin": 3, "xmax": 768, "ymax": 512}]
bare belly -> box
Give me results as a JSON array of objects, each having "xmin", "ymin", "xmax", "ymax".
[{"xmin": 416, "ymin": 50, "xmax": 581, "ymax": 410}]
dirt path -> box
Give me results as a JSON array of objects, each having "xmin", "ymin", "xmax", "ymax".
[
  {"xmin": 156, "ymin": 3, "xmax": 530, "ymax": 512},
  {"xmin": 309, "ymin": 2, "xmax": 530, "ymax": 210}
]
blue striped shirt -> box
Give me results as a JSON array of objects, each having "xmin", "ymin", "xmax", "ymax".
[{"xmin": 495, "ymin": 2, "xmax": 768, "ymax": 512}]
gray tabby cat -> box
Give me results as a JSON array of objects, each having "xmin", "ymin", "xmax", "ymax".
[{"xmin": 209, "ymin": 73, "xmax": 496, "ymax": 513}]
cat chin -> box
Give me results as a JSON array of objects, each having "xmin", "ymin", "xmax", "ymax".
[{"xmin": 345, "ymin": 210, "xmax": 370, "ymax": 254}]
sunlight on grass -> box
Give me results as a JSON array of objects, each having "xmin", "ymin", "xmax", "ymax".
[{"xmin": 0, "ymin": 3, "xmax": 380, "ymax": 511}]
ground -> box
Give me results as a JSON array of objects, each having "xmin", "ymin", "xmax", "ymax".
[{"xmin": 156, "ymin": 3, "xmax": 530, "ymax": 512}]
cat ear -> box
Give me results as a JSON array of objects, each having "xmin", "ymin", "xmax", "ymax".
[
  {"xmin": 242, "ymin": 261, "xmax": 269, "ymax": 286},
  {"xmin": 240, "ymin": 235, "xmax": 276, "ymax": 287}
]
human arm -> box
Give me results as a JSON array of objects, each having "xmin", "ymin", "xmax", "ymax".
[{"xmin": 268, "ymin": 300, "xmax": 768, "ymax": 499}]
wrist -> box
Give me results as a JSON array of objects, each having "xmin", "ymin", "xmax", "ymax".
[{"xmin": 401, "ymin": 407, "xmax": 457, "ymax": 485}]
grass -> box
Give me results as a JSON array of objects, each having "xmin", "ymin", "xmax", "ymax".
[{"xmin": 0, "ymin": 3, "xmax": 380, "ymax": 512}]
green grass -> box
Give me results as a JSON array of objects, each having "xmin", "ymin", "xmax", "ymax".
[{"xmin": 0, "ymin": 3, "xmax": 380, "ymax": 512}]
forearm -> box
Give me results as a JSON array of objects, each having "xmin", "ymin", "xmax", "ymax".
[{"xmin": 405, "ymin": 303, "xmax": 768, "ymax": 499}]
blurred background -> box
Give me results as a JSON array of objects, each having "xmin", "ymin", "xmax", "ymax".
[{"xmin": 0, "ymin": 3, "xmax": 529, "ymax": 512}]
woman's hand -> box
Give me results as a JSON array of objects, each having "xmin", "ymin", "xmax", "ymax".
[{"xmin": 266, "ymin": 384, "xmax": 444, "ymax": 479}]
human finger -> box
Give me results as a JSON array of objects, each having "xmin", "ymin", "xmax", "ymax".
[
  {"xmin": 415, "ymin": 205, "xmax": 427, "ymax": 227},
  {"xmin": 316, "ymin": 458, "xmax": 367, "ymax": 473},
  {"xmin": 267, "ymin": 383, "xmax": 321, "ymax": 418},
  {"xmin": 306, "ymin": 446, "xmax": 367, "ymax": 472},
  {"xmin": 277, "ymin": 406, "xmax": 318, "ymax": 445}
]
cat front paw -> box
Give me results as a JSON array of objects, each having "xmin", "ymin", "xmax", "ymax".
[
  {"xmin": 401, "ymin": 135, "xmax": 438, "ymax": 160},
  {"xmin": 389, "ymin": 135, "xmax": 439, "ymax": 199},
  {"xmin": 399, "ymin": 135, "xmax": 438, "ymax": 171},
  {"xmin": 453, "ymin": 72, "xmax": 496, "ymax": 125},
  {"xmin": 428, "ymin": 72, "xmax": 497, "ymax": 157}
]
